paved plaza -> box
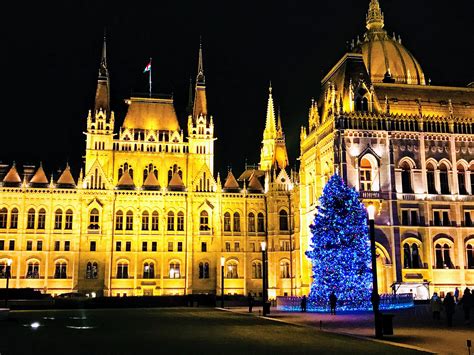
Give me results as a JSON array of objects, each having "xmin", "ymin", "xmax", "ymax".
[
  {"xmin": 0, "ymin": 308, "xmax": 428, "ymax": 355},
  {"xmin": 228, "ymin": 304, "xmax": 472, "ymax": 355}
]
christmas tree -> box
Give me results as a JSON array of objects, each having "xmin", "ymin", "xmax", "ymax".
[{"xmin": 306, "ymin": 174, "xmax": 372, "ymax": 311}]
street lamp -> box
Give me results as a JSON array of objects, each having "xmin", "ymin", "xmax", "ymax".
[
  {"xmin": 4, "ymin": 259, "xmax": 12, "ymax": 308},
  {"xmin": 220, "ymin": 256, "xmax": 225, "ymax": 308},
  {"xmin": 367, "ymin": 203, "xmax": 383, "ymax": 339},
  {"xmin": 261, "ymin": 241, "xmax": 268, "ymax": 316}
]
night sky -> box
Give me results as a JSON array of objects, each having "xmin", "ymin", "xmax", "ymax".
[{"xmin": 4, "ymin": 0, "xmax": 473, "ymax": 178}]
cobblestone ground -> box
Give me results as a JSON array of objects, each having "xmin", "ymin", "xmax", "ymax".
[{"xmin": 229, "ymin": 305, "xmax": 473, "ymax": 355}]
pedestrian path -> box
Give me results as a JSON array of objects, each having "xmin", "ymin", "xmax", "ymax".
[{"xmin": 227, "ymin": 305, "xmax": 473, "ymax": 355}]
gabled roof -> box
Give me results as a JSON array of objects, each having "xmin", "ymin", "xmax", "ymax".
[
  {"xmin": 248, "ymin": 173, "xmax": 264, "ymax": 193},
  {"xmin": 117, "ymin": 170, "xmax": 135, "ymax": 189},
  {"xmin": 223, "ymin": 171, "xmax": 240, "ymax": 191},
  {"xmin": 30, "ymin": 165, "xmax": 48, "ymax": 185},
  {"xmin": 3, "ymin": 165, "xmax": 21, "ymax": 184},
  {"xmin": 168, "ymin": 172, "xmax": 185, "ymax": 191},
  {"xmin": 57, "ymin": 165, "xmax": 76, "ymax": 186},
  {"xmin": 142, "ymin": 171, "xmax": 160, "ymax": 190},
  {"xmin": 122, "ymin": 97, "xmax": 180, "ymax": 131},
  {"xmin": 238, "ymin": 169, "xmax": 265, "ymax": 181}
]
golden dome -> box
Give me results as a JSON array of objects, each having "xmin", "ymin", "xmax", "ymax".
[{"xmin": 356, "ymin": 0, "xmax": 426, "ymax": 85}]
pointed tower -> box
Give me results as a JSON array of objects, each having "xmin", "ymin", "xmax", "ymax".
[
  {"xmin": 188, "ymin": 40, "xmax": 215, "ymax": 175},
  {"xmin": 85, "ymin": 32, "xmax": 116, "ymax": 184},
  {"xmin": 274, "ymin": 110, "xmax": 289, "ymax": 170},
  {"xmin": 366, "ymin": 0, "xmax": 384, "ymax": 31}
]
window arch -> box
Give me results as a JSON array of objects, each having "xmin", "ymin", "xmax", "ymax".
[
  {"xmin": 280, "ymin": 260, "xmax": 290, "ymax": 278},
  {"xmin": 252, "ymin": 261, "xmax": 262, "ymax": 279},
  {"xmin": 435, "ymin": 242, "xmax": 454, "ymax": 269},
  {"xmin": 126, "ymin": 211, "xmax": 133, "ymax": 231},
  {"xmin": 89, "ymin": 208, "xmax": 100, "ymax": 229},
  {"xmin": 10, "ymin": 208, "xmax": 18, "ymax": 229},
  {"xmin": 467, "ymin": 244, "xmax": 474, "ymax": 269},
  {"xmin": 116, "ymin": 261, "xmax": 129, "ymax": 279},
  {"xmin": 233, "ymin": 212, "xmax": 241, "ymax": 232},
  {"xmin": 151, "ymin": 211, "xmax": 159, "ymax": 231},
  {"xmin": 279, "ymin": 210, "xmax": 289, "ymax": 231},
  {"xmin": 223, "ymin": 212, "xmax": 231, "ymax": 232},
  {"xmin": 199, "ymin": 211, "xmax": 210, "ymax": 231},
  {"xmin": 27, "ymin": 208, "xmax": 36, "ymax": 229},
  {"xmin": 26, "ymin": 260, "xmax": 40, "ymax": 279},
  {"xmin": 86, "ymin": 261, "xmax": 98, "ymax": 279},
  {"xmin": 65, "ymin": 209, "xmax": 73, "ymax": 230},
  {"xmin": 359, "ymin": 157, "xmax": 373, "ymax": 191},
  {"xmin": 199, "ymin": 262, "xmax": 210, "ymax": 279},
  {"xmin": 54, "ymin": 260, "xmax": 67, "ymax": 279},
  {"xmin": 0, "ymin": 208, "xmax": 7, "ymax": 229},
  {"xmin": 141, "ymin": 211, "xmax": 149, "ymax": 231},
  {"xmin": 257, "ymin": 213, "xmax": 265, "ymax": 233},
  {"xmin": 143, "ymin": 261, "xmax": 155, "ymax": 279},
  {"xmin": 403, "ymin": 242, "xmax": 422, "ymax": 269},
  {"xmin": 167, "ymin": 211, "xmax": 175, "ymax": 231},
  {"xmin": 457, "ymin": 164, "xmax": 467, "ymax": 195},
  {"xmin": 439, "ymin": 163, "xmax": 450, "ymax": 194},
  {"xmin": 54, "ymin": 209, "xmax": 63, "ymax": 230},
  {"xmin": 226, "ymin": 260, "xmax": 238, "ymax": 278},
  {"xmin": 400, "ymin": 161, "xmax": 413, "ymax": 193},
  {"xmin": 248, "ymin": 212, "xmax": 255, "ymax": 232},
  {"xmin": 115, "ymin": 210, "xmax": 123, "ymax": 230},
  {"xmin": 37, "ymin": 208, "xmax": 46, "ymax": 229},
  {"xmin": 470, "ymin": 164, "xmax": 474, "ymax": 195},
  {"xmin": 177, "ymin": 211, "xmax": 185, "ymax": 231},
  {"xmin": 169, "ymin": 261, "xmax": 180, "ymax": 278},
  {"xmin": 426, "ymin": 162, "xmax": 437, "ymax": 194}
]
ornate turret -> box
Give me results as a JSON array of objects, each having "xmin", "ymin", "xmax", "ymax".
[
  {"xmin": 193, "ymin": 41, "xmax": 207, "ymax": 120},
  {"xmin": 366, "ymin": 0, "xmax": 384, "ymax": 31},
  {"xmin": 95, "ymin": 32, "xmax": 110, "ymax": 115}
]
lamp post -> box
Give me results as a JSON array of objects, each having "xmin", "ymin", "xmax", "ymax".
[
  {"xmin": 261, "ymin": 241, "xmax": 268, "ymax": 316},
  {"xmin": 367, "ymin": 203, "xmax": 383, "ymax": 339},
  {"xmin": 4, "ymin": 259, "xmax": 12, "ymax": 308},
  {"xmin": 220, "ymin": 256, "xmax": 225, "ymax": 308}
]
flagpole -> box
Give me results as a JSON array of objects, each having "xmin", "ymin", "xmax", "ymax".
[{"xmin": 149, "ymin": 57, "xmax": 152, "ymax": 97}]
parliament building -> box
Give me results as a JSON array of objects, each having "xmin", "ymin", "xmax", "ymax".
[{"xmin": 1, "ymin": 0, "xmax": 473, "ymax": 298}]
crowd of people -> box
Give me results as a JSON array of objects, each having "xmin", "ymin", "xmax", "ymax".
[{"xmin": 431, "ymin": 287, "xmax": 472, "ymax": 326}]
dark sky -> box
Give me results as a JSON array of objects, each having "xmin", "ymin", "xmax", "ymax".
[{"xmin": 3, "ymin": 0, "xmax": 473, "ymax": 178}]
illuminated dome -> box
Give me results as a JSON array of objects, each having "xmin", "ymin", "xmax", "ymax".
[{"xmin": 355, "ymin": 0, "xmax": 426, "ymax": 85}]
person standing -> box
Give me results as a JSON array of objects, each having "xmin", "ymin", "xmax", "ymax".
[
  {"xmin": 301, "ymin": 295, "xmax": 307, "ymax": 312},
  {"xmin": 443, "ymin": 292, "xmax": 455, "ymax": 327},
  {"xmin": 430, "ymin": 292, "xmax": 442, "ymax": 320},
  {"xmin": 329, "ymin": 292, "xmax": 338, "ymax": 315},
  {"xmin": 247, "ymin": 292, "xmax": 254, "ymax": 313},
  {"xmin": 459, "ymin": 288, "xmax": 472, "ymax": 325},
  {"xmin": 454, "ymin": 287, "xmax": 459, "ymax": 303}
]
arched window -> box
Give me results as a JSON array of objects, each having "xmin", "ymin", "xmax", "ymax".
[
  {"xmin": 151, "ymin": 211, "xmax": 159, "ymax": 231},
  {"xmin": 168, "ymin": 169, "xmax": 173, "ymax": 184},
  {"xmin": 0, "ymin": 208, "xmax": 7, "ymax": 229},
  {"xmin": 400, "ymin": 162, "xmax": 413, "ymax": 193},
  {"xmin": 167, "ymin": 212, "xmax": 175, "ymax": 231},
  {"xmin": 439, "ymin": 163, "xmax": 450, "ymax": 194},
  {"xmin": 257, "ymin": 213, "xmax": 265, "ymax": 233},
  {"xmin": 203, "ymin": 262, "xmax": 209, "ymax": 279},
  {"xmin": 86, "ymin": 262, "xmax": 98, "ymax": 279},
  {"xmin": 403, "ymin": 242, "xmax": 422, "ymax": 269},
  {"xmin": 233, "ymin": 212, "xmax": 241, "ymax": 232},
  {"xmin": 115, "ymin": 211, "xmax": 123, "ymax": 230},
  {"xmin": 26, "ymin": 260, "xmax": 40, "ymax": 279},
  {"xmin": 141, "ymin": 211, "xmax": 149, "ymax": 231},
  {"xmin": 54, "ymin": 209, "xmax": 63, "ymax": 230},
  {"xmin": 38, "ymin": 208, "xmax": 46, "ymax": 230},
  {"xmin": 226, "ymin": 261, "xmax": 238, "ymax": 278},
  {"xmin": 10, "ymin": 208, "xmax": 18, "ymax": 229},
  {"xmin": 435, "ymin": 243, "xmax": 454, "ymax": 269},
  {"xmin": 248, "ymin": 213, "xmax": 255, "ymax": 232},
  {"xmin": 426, "ymin": 163, "xmax": 437, "ymax": 194},
  {"xmin": 199, "ymin": 262, "xmax": 210, "ymax": 279},
  {"xmin": 65, "ymin": 209, "xmax": 73, "ymax": 230},
  {"xmin": 467, "ymin": 244, "xmax": 474, "ymax": 269},
  {"xmin": 126, "ymin": 211, "xmax": 133, "ymax": 230},
  {"xmin": 470, "ymin": 165, "xmax": 474, "ymax": 195},
  {"xmin": 199, "ymin": 262, "xmax": 204, "ymax": 279},
  {"xmin": 223, "ymin": 212, "xmax": 231, "ymax": 232},
  {"xmin": 279, "ymin": 210, "xmax": 289, "ymax": 231},
  {"xmin": 177, "ymin": 212, "xmax": 185, "ymax": 231},
  {"xmin": 54, "ymin": 261, "xmax": 67, "ymax": 279},
  {"xmin": 117, "ymin": 261, "xmax": 129, "ymax": 279},
  {"xmin": 458, "ymin": 165, "xmax": 467, "ymax": 195},
  {"xmin": 359, "ymin": 157, "xmax": 372, "ymax": 191},
  {"xmin": 169, "ymin": 262, "xmax": 180, "ymax": 278},
  {"xmin": 199, "ymin": 211, "xmax": 209, "ymax": 231},
  {"xmin": 252, "ymin": 261, "xmax": 262, "ymax": 279},
  {"xmin": 280, "ymin": 260, "xmax": 290, "ymax": 278},
  {"xmin": 89, "ymin": 208, "xmax": 100, "ymax": 229},
  {"xmin": 27, "ymin": 208, "xmax": 36, "ymax": 229},
  {"xmin": 143, "ymin": 262, "xmax": 155, "ymax": 279}
]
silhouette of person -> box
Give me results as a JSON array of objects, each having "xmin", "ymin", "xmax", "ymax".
[
  {"xmin": 301, "ymin": 295, "xmax": 307, "ymax": 312},
  {"xmin": 329, "ymin": 292, "xmax": 338, "ymax": 315}
]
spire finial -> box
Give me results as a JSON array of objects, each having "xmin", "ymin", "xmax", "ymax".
[
  {"xmin": 366, "ymin": 0, "xmax": 384, "ymax": 31},
  {"xmin": 269, "ymin": 81, "xmax": 272, "ymax": 94},
  {"xmin": 196, "ymin": 37, "xmax": 205, "ymax": 84},
  {"xmin": 99, "ymin": 29, "xmax": 108, "ymax": 77}
]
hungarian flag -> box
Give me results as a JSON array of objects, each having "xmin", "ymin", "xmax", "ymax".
[{"xmin": 143, "ymin": 60, "xmax": 152, "ymax": 73}]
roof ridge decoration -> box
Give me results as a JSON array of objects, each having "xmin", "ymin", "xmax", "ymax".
[
  {"xmin": 366, "ymin": 0, "xmax": 384, "ymax": 31},
  {"xmin": 57, "ymin": 165, "xmax": 76, "ymax": 186},
  {"xmin": 30, "ymin": 164, "xmax": 49, "ymax": 185},
  {"xmin": 3, "ymin": 164, "xmax": 22, "ymax": 184}
]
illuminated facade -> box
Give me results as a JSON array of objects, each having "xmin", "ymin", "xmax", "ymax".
[
  {"xmin": 0, "ymin": 41, "xmax": 300, "ymax": 298},
  {"xmin": 300, "ymin": 0, "xmax": 474, "ymax": 297}
]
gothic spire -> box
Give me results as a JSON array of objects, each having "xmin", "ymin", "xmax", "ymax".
[
  {"xmin": 94, "ymin": 30, "xmax": 110, "ymax": 114},
  {"xmin": 366, "ymin": 0, "xmax": 384, "ymax": 31},
  {"xmin": 99, "ymin": 30, "xmax": 108, "ymax": 79},
  {"xmin": 193, "ymin": 40, "xmax": 207, "ymax": 119},
  {"xmin": 196, "ymin": 38, "xmax": 205, "ymax": 85},
  {"xmin": 263, "ymin": 82, "xmax": 277, "ymax": 140}
]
